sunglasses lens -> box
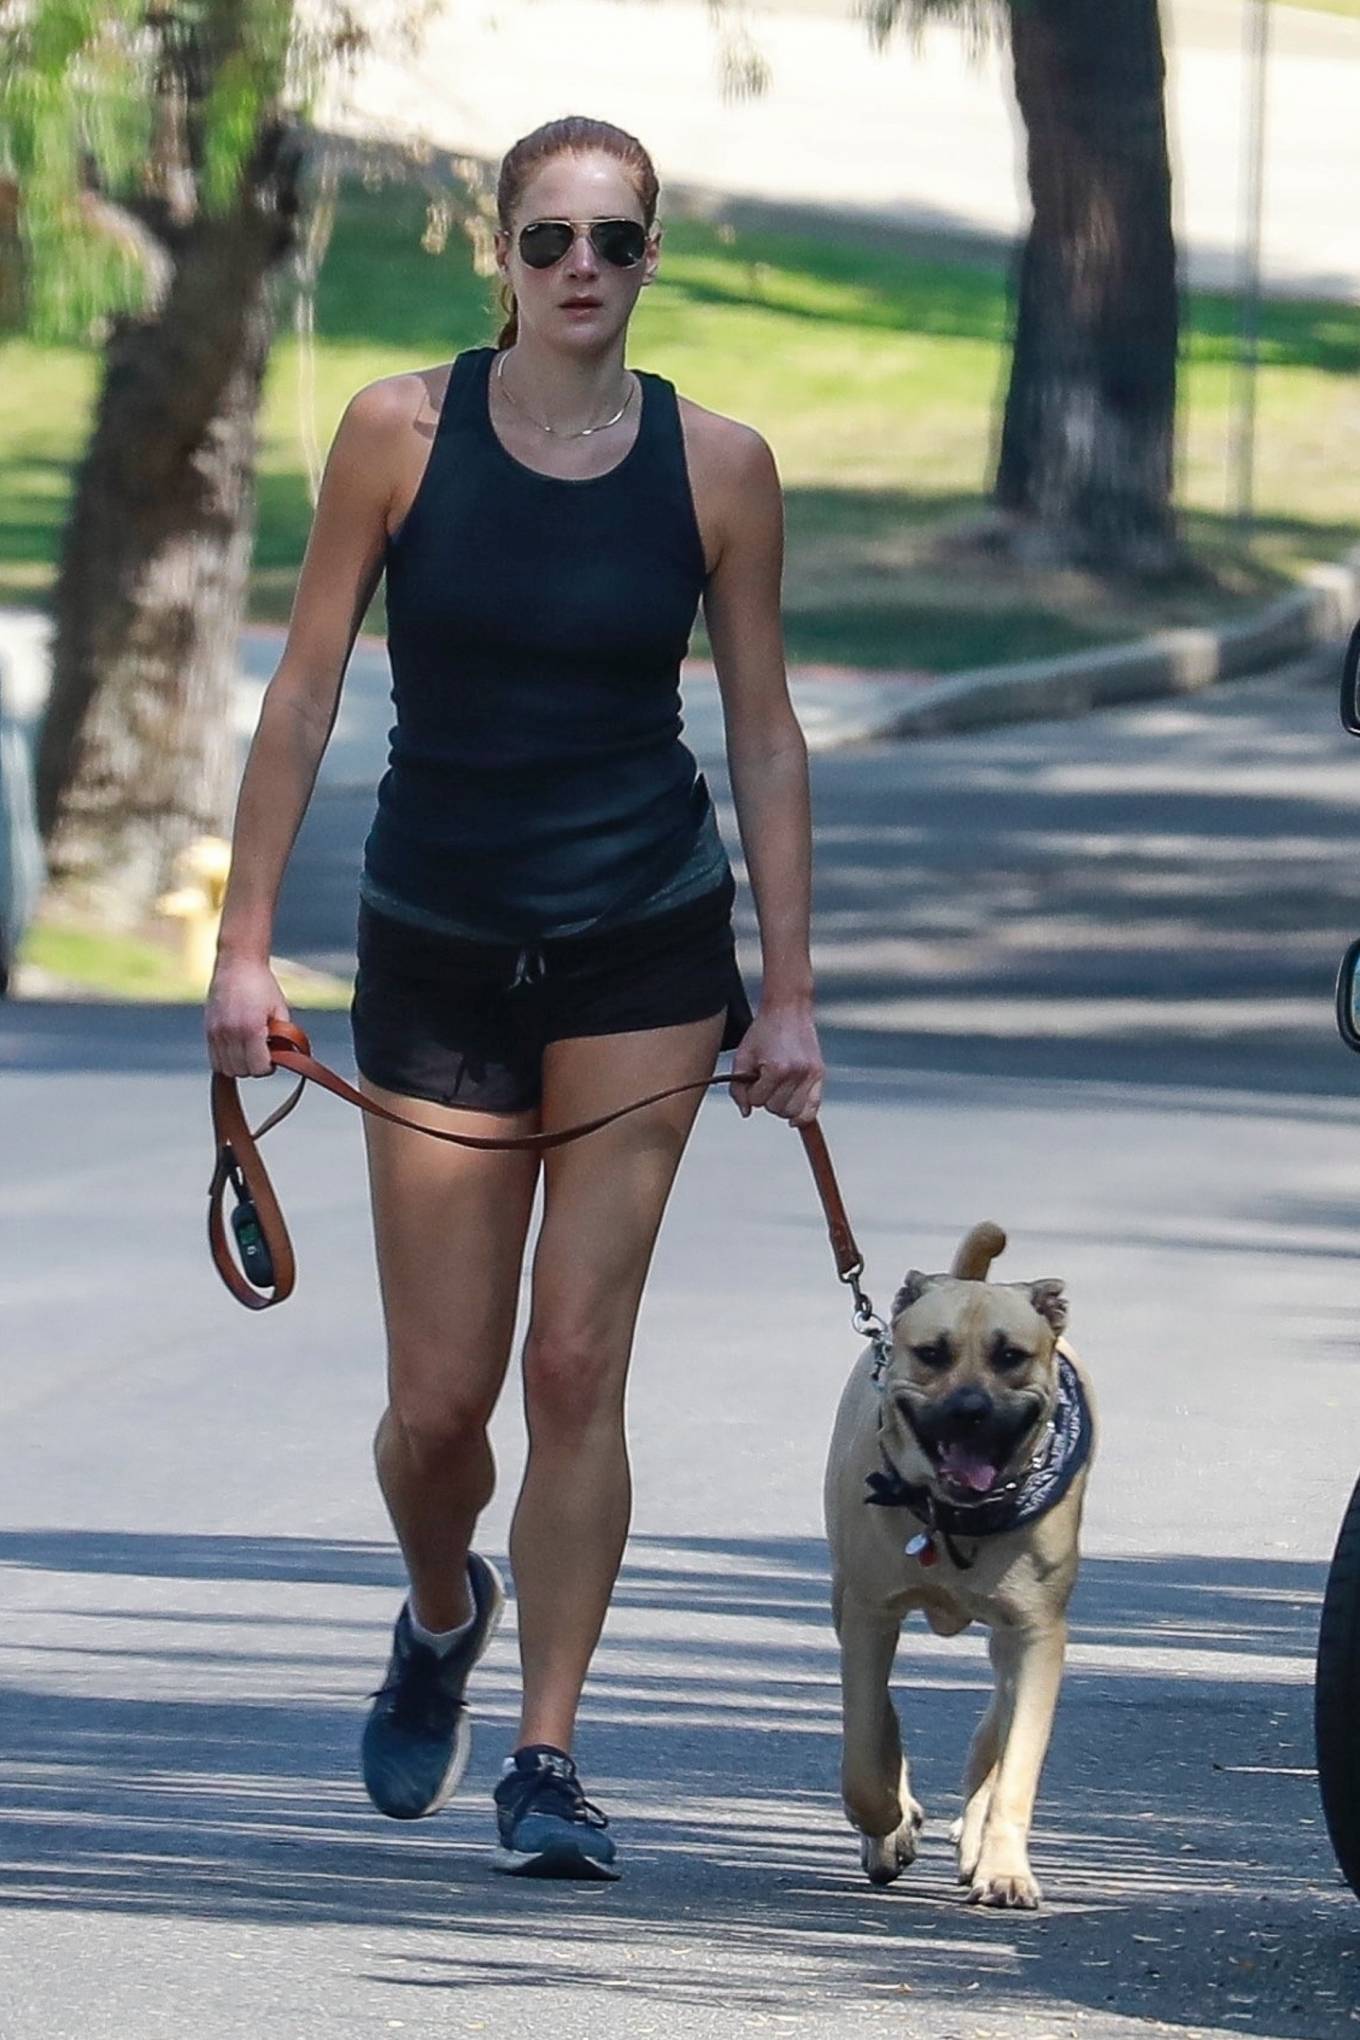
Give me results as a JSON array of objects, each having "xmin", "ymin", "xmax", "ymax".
[
  {"xmin": 519, "ymin": 222, "xmax": 574, "ymax": 269},
  {"xmin": 516, "ymin": 219, "xmax": 648, "ymax": 270},
  {"xmin": 593, "ymin": 220, "xmax": 646, "ymax": 267}
]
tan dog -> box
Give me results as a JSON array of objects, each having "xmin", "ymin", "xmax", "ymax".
[{"xmin": 823, "ymin": 1221, "xmax": 1095, "ymax": 1910}]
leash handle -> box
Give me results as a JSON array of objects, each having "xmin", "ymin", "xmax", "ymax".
[{"xmin": 210, "ymin": 1020, "xmax": 868, "ymax": 1311}]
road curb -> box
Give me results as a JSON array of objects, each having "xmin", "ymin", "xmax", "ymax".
[{"xmin": 867, "ymin": 552, "xmax": 1360, "ymax": 743}]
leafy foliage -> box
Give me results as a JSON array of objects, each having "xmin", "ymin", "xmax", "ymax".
[
  {"xmin": 0, "ymin": 0, "xmax": 155, "ymax": 336},
  {"xmin": 0, "ymin": 0, "xmax": 411, "ymax": 341},
  {"xmin": 854, "ymin": 0, "xmax": 1004, "ymax": 55}
]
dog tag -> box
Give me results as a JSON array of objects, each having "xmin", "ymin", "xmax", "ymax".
[{"xmin": 905, "ymin": 1532, "xmax": 937, "ymax": 1567}]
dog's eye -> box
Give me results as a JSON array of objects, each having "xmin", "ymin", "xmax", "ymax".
[
  {"xmin": 994, "ymin": 1345, "xmax": 1032, "ymax": 1371},
  {"xmin": 911, "ymin": 1341, "xmax": 952, "ymax": 1370}
]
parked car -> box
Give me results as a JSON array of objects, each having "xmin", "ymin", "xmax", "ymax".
[{"xmin": 1322, "ymin": 616, "xmax": 1360, "ymax": 1900}]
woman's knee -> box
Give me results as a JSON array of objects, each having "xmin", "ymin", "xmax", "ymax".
[
  {"xmin": 521, "ymin": 1323, "xmax": 629, "ymax": 1437},
  {"xmin": 381, "ymin": 1368, "xmax": 498, "ymax": 1469}
]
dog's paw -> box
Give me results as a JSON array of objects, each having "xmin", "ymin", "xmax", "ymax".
[
  {"xmin": 860, "ymin": 1812, "xmax": 922, "ymax": 1887},
  {"xmin": 966, "ymin": 1868, "xmax": 1043, "ymax": 1911}
]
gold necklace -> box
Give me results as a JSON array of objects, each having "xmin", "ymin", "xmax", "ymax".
[{"xmin": 494, "ymin": 350, "xmax": 635, "ymax": 439}]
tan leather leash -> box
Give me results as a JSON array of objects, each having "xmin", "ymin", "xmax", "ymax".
[{"xmin": 209, "ymin": 1020, "xmax": 886, "ymax": 1338}]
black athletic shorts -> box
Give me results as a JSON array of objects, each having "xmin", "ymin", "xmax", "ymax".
[{"xmin": 349, "ymin": 869, "xmax": 754, "ymax": 1116}]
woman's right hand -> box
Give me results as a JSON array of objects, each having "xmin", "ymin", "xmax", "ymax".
[{"xmin": 205, "ymin": 955, "xmax": 292, "ymax": 1078}]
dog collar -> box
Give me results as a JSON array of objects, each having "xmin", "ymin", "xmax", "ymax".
[{"xmin": 865, "ymin": 1353, "xmax": 1093, "ymax": 1568}]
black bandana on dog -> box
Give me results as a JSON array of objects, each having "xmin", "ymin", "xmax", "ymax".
[{"xmin": 865, "ymin": 1353, "xmax": 1093, "ymax": 1554}]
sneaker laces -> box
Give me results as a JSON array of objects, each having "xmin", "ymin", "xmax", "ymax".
[
  {"xmin": 504, "ymin": 1756, "xmax": 609, "ymax": 1831},
  {"xmin": 371, "ymin": 1648, "xmax": 462, "ymax": 1735}
]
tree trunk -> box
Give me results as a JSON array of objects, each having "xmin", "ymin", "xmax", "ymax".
[
  {"xmin": 35, "ymin": 126, "xmax": 302, "ymax": 929},
  {"xmin": 996, "ymin": 0, "xmax": 1179, "ymax": 573},
  {"xmin": 0, "ymin": 178, "xmax": 24, "ymax": 330}
]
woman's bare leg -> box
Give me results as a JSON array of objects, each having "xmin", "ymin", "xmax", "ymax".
[
  {"xmin": 359, "ymin": 1077, "xmax": 541, "ymax": 1630},
  {"xmin": 510, "ymin": 1012, "xmax": 725, "ymax": 1753}
]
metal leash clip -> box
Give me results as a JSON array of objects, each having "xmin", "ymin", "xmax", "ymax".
[{"xmin": 841, "ymin": 1260, "xmax": 893, "ymax": 1386}]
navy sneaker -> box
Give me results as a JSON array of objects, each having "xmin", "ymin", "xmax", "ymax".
[
  {"xmin": 492, "ymin": 1745, "xmax": 620, "ymax": 1880},
  {"xmin": 361, "ymin": 1553, "xmax": 504, "ymax": 1819}
]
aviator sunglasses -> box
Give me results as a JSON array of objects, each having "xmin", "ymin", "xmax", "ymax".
[{"xmin": 516, "ymin": 216, "xmax": 649, "ymax": 270}]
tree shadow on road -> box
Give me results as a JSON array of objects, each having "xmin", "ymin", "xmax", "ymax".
[
  {"xmin": 0, "ymin": 1529, "xmax": 1355, "ymax": 2033},
  {"xmin": 7, "ymin": 662, "xmax": 1360, "ymax": 1111},
  {"xmin": 732, "ymin": 667, "xmax": 1360, "ymax": 1103}
]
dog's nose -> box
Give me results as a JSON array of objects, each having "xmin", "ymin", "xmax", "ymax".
[{"xmin": 945, "ymin": 1387, "xmax": 992, "ymax": 1431}]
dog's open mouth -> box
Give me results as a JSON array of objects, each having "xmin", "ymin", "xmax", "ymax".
[
  {"xmin": 899, "ymin": 1395, "xmax": 1046, "ymax": 1503},
  {"xmin": 901, "ymin": 1412, "xmax": 1010, "ymax": 1499},
  {"xmin": 934, "ymin": 1443, "xmax": 1003, "ymax": 1496}
]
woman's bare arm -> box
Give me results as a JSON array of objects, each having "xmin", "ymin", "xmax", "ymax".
[
  {"xmin": 207, "ymin": 376, "xmax": 414, "ymax": 1074},
  {"xmin": 700, "ymin": 419, "xmax": 823, "ymax": 1124},
  {"xmin": 214, "ymin": 379, "xmax": 407, "ymax": 962}
]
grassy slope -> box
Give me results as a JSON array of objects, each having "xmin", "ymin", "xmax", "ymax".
[{"xmin": 2, "ymin": 178, "xmax": 1358, "ymax": 671}]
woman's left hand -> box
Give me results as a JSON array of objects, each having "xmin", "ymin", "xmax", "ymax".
[{"xmin": 729, "ymin": 1002, "xmax": 825, "ymax": 1127}]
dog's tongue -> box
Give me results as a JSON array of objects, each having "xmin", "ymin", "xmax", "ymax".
[{"xmin": 939, "ymin": 1445, "xmax": 999, "ymax": 1493}]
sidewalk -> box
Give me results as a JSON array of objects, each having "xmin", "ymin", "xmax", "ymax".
[
  {"xmin": 319, "ymin": 0, "xmax": 1360, "ymax": 302},
  {"xmin": 5, "ymin": 576, "xmax": 1356, "ymax": 811},
  {"xmin": 0, "ymin": 611, "xmax": 937, "ymax": 794},
  {"xmin": 235, "ymin": 629, "xmax": 926, "ymax": 785}
]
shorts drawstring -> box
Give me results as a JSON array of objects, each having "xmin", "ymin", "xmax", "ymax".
[{"xmin": 508, "ymin": 944, "xmax": 547, "ymax": 992}]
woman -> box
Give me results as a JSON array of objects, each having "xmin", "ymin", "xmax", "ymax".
[{"xmin": 205, "ymin": 115, "xmax": 823, "ymax": 1881}]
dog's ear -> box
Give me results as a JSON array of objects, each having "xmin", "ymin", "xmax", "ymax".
[
  {"xmin": 1028, "ymin": 1279, "xmax": 1068, "ymax": 1333},
  {"xmin": 891, "ymin": 1271, "xmax": 934, "ymax": 1321}
]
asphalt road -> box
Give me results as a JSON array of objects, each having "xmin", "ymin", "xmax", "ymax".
[{"xmin": 4, "ymin": 663, "xmax": 1360, "ymax": 2036}]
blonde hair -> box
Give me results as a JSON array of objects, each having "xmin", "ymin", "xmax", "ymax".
[{"xmin": 494, "ymin": 116, "xmax": 659, "ymax": 348}]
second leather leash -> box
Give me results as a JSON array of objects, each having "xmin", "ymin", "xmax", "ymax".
[{"xmin": 209, "ymin": 1019, "xmax": 891, "ymax": 1351}]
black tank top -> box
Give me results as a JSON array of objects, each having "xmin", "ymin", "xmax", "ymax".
[{"xmin": 361, "ymin": 345, "xmax": 713, "ymax": 941}]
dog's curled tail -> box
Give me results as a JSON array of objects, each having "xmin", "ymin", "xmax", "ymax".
[{"xmin": 951, "ymin": 1222, "xmax": 1007, "ymax": 1280}]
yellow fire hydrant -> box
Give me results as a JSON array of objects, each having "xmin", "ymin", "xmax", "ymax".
[{"xmin": 156, "ymin": 835, "xmax": 232, "ymax": 993}]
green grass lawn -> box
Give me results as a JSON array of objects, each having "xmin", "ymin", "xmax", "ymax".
[
  {"xmin": 17, "ymin": 916, "xmax": 352, "ymax": 1005},
  {"xmin": 3, "ymin": 175, "xmax": 1358, "ymax": 673}
]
